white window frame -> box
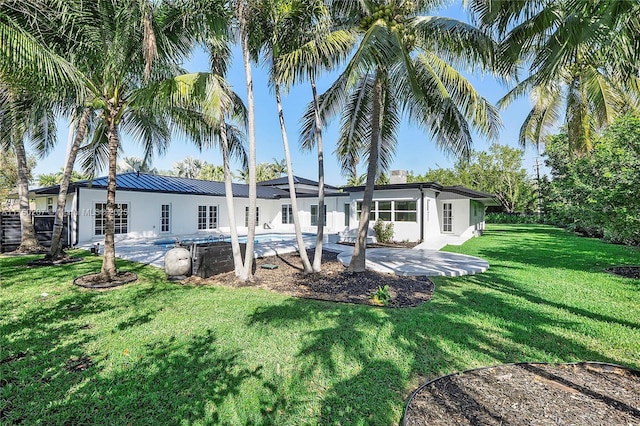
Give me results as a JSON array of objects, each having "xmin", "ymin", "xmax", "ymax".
[
  {"xmin": 94, "ymin": 202, "xmax": 129, "ymax": 236},
  {"xmin": 245, "ymin": 206, "xmax": 260, "ymax": 227},
  {"xmin": 443, "ymin": 203, "xmax": 453, "ymax": 233},
  {"xmin": 310, "ymin": 204, "xmax": 327, "ymax": 227},
  {"xmin": 197, "ymin": 205, "xmax": 218, "ymax": 230},
  {"xmin": 356, "ymin": 199, "xmax": 418, "ymax": 223},
  {"xmin": 281, "ymin": 204, "xmax": 293, "ymax": 224},
  {"xmin": 160, "ymin": 204, "xmax": 171, "ymax": 233},
  {"xmin": 46, "ymin": 197, "xmax": 54, "ymax": 213}
]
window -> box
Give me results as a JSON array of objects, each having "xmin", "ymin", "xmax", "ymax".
[
  {"xmin": 310, "ymin": 204, "xmax": 327, "ymax": 226},
  {"xmin": 245, "ymin": 206, "xmax": 260, "ymax": 227},
  {"xmin": 197, "ymin": 205, "xmax": 217, "ymax": 230},
  {"xmin": 356, "ymin": 200, "xmax": 417, "ymax": 222},
  {"xmin": 161, "ymin": 204, "xmax": 170, "ymax": 233},
  {"xmin": 443, "ymin": 203, "xmax": 452, "ymax": 232},
  {"xmin": 281, "ymin": 204, "xmax": 293, "ymax": 224},
  {"xmin": 394, "ymin": 200, "xmax": 417, "ymax": 222},
  {"xmin": 46, "ymin": 197, "xmax": 54, "ymax": 213},
  {"xmin": 95, "ymin": 203, "xmax": 128, "ymax": 235},
  {"xmin": 344, "ymin": 203, "xmax": 350, "ymax": 226}
]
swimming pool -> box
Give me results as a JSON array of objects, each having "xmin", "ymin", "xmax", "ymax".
[{"xmin": 153, "ymin": 233, "xmax": 315, "ymax": 247}]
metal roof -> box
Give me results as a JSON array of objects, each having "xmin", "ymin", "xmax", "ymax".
[
  {"xmin": 32, "ymin": 172, "xmax": 290, "ymax": 199},
  {"xmin": 257, "ymin": 175, "xmax": 339, "ymax": 189}
]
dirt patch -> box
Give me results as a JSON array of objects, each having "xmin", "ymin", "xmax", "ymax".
[
  {"xmin": 606, "ymin": 266, "xmax": 640, "ymax": 279},
  {"xmin": 74, "ymin": 271, "xmax": 138, "ymax": 289},
  {"xmin": 404, "ymin": 362, "xmax": 640, "ymax": 425},
  {"xmin": 179, "ymin": 250, "xmax": 434, "ymax": 308}
]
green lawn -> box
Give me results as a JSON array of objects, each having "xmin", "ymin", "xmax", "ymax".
[{"xmin": 1, "ymin": 224, "xmax": 639, "ymax": 425}]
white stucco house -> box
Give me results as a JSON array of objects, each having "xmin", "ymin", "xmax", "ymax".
[{"xmin": 29, "ymin": 171, "xmax": 498, "ymax": 247}]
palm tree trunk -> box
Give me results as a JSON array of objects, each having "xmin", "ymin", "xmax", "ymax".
[
  {"xmin": 100, "ymin": 113, "xmax": 119, "ymax": 281},
  {"xmin": 239, "ymin": 2, "xmax": 256, "ymax": 281},
  {"xmin": 349, "ymin": 72, "xmax": 383, "ymax": 272},
  {"xmin": 275, "ymin": 83, "xmax": 312, "ymax": 273},
  {"xmin": 221, "ymin": 122, "xmax": 244, "ymax": 276},
  {"xmin": 310, "ymin": 75, "xmax": 324, "ymax": 272},
  {"xmin": 48, "ymin": 108, "xmax": 90, "ymax": 260},
  {"xmin": 14, "ymin": 137, "xmax": 42, "ymax": 253}
]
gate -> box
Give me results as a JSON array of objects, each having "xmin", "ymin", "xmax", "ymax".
[{"xmin": 0, "ymin": 212, "xmax": 74, "ymax": 253}]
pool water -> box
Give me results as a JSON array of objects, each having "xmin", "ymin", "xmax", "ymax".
[{"xmin": 153, "ymin": 233, "xmax": 315, "ymax": 247}]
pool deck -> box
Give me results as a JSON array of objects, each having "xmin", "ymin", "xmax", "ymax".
[{"xmin": 79, "ymin": 235, "xmax": 488, "ymax": 277}]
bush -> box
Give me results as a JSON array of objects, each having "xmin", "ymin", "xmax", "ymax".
[
  {"xmin": 373, "ymin": 218, "xmax": 394, "ymax": 243},
  {"xmin": 486, "ymin": 213, "xmax": 544, "ymax": 224}
]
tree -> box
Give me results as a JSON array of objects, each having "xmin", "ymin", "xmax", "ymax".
[
  {"xmin": 0, "ymin": 87, "xmax": 55, "ymax": 252},
  {"xmin": 198, "ymin": 164, "xmax": 225, "ymax": 181},
  {"xmin": 0, "ymin": 147, "xmax": 35, "ymax": 208},
  {"xmin": 471, "ymin": 0, "xmax": 640, "ymax": 154},
  {"xmin": 117, "ymin": 156, "xmax": 157, "ymax": 174},
  {"xmin": 303, "ymin": 0, "xmax": 500, "ymax": 272},
  {"xmin": 544, "ymin": 115, "xmax": 640, "ymax": 244},
  {"xmin": 463, "ymin": 144, "xmax": 536, "ymax": 213},
  {"xmin": 173, "ymin": 156, "xmax": 206, "ymax": 178},
  {"xmin": 236, "ymin": 161, "xmax": 286, "ymax": 183},
  {"xmin": 38, "ymin": 168, "xmax": 88, "ymax": 187}
]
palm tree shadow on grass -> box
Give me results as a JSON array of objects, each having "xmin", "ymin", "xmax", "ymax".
[{"xmin": 247, "ymin": 274, "xmax": 633, "ymax": 425}]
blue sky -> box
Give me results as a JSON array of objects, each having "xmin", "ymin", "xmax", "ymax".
[{"xmin": 33, "ymin": 1, "xmax": 542, "ymax": 186}]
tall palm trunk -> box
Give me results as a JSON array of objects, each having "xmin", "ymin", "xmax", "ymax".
[
  {"xmin": 310, "ymin": 75, "xmax": 324, "ymax": 272},
  {"xmin": 220, "ymin": 122, "xmax": 244, "ymax": 276},
  {"xmin": 239, "ymin": 3, "xmax": 256, "ymax": 281},
  {"xmin": 48, "ymin": 108, "xmax": 90, "ymax": 260},
  {"xmin": 14, "ymin": 137, "xmax": 42, "ymax": 252},
  {"xmin": 100, "ymin": 112, "xmax": 119, "ymax": 281},
  {"xmin": 349, "ymin": 72, "xmax": 383, "ymax": 272},
  {"xmin": 275, "ymin": 82, "xmax": 312, "ymax": 273}
]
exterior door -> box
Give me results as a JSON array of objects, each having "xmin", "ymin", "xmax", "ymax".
[
  {"xmin": 161, "ymin": 204, "xmax": 170, "ymax": 233},
  {"xmin": 443, "ymin": 203, "xmax": 452, "ymax": 233}
]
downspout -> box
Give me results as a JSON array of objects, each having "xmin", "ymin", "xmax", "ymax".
[
  {"xmin": 419, "ymin": 185, "xmax": 424, "ymax": 243},
  {"xmin": 74, "ymin": 186, "xmax": 80, "ymax": 247}
]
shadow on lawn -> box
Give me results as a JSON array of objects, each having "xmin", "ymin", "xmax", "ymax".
[
  {"xmin": 247, "ymin": 271, "xmax": 631, "ymax": 425},
  {"xmin": 471, "ymin": 225, "xmax": 639, "ymax": 273}
]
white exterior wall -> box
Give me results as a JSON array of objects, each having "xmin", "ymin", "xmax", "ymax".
[
  {"xmin": 270, "ymin": 196, "xmax": 348, "ymax": 235},
  {"xmin": 437, "ymin": 198, "xmax": 470, "ymax": 236},
  {"xmin": 348, "ymin": 188, "xmax": 426, "ymax": 242}
]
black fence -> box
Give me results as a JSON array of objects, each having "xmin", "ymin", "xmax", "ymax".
[{"xmin": 0, "ymin": 212, "xmax": 74, "ymax": 253}]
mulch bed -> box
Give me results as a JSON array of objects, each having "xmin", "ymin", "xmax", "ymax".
[
  {"xmin": 404, "ymin": 362, "xmax": 640, "ymax": 426},
  {"xmin": 73, "ymin": 271, "xmax": 138, "ymax": 289},
  {"xmin": 26, "ymin": 257, "xmax": 84, "ymax": 267},
  {"xmin": 606, "ymin": 266, "xmax": 640, "ymax": 279},
  {"xmin": 179, "ymin": 250, "xmax": 435, "ymax": 308}
]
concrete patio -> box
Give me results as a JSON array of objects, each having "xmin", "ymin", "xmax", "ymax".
[{"xmin": 81, "ymin": 238, "xmax": 489, "ymax": 277}]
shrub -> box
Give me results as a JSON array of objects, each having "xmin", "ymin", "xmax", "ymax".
[
  {"xmin": 373, "ymin": 218, "xmax": 394, "ymax": 243},
  {"xmin": 486, "ymin": 213, "xmax": 544, "ymax": 224}
]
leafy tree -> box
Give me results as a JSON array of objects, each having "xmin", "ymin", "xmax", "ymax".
[
  {"xmin": 463, "ymin": 144, "xmax": 536, "ymax": 213},
  {"xmin": 304, "ymin": 0, "xmax": 501, "ymax": 272},
  {"xmin": 173, "ymin": 156, "xmax": 207, "ymax": 179},
  {"xmin": 544, "ymin": 115, "xmax": 640, "ymax": 244},
  {"xmin": 37, "ymin": 169, "xmax": 88, "ymax": 187},
  {"xmin": 236, "ymin": 161, "xmax": 286, "ymax": 183},
  {"xmin": 117, "ymin": 156, "xmax": 157, "ymax": 174},
  {"xmin": 198, "ymin": 164, "xmax": 225, "ymax": 181}
]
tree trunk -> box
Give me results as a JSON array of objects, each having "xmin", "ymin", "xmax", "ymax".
[
  {"xmin": 48, "ymin": 108, "xmax": 90, "ymax": 260},
  {"xmin": 100, "ymin": 112, "xmax": 119, "ymax": 281},
  {"xmin": 14, "ymin": 137, "xmax": 43, "ymax": 253},
  {"xmin": 310, "ymin": 75, "xmax": 324, "ymax": 272},
  {"xmin": 239, "ymin": 3, "xmax": 256, "ymax": 281},
  {"xmin": 349, "ymin": 72, "xmax": 383, "ymax": 272},
  {"xmin": 221, "ymin": 122, "xmax": 244, "ymax": 276},
  {"xmin": 275, "ymin": 83, "xmax": 312, "ymax": 273}
]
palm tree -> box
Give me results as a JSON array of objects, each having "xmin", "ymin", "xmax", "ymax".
[
  {"xmin": 0, "ymin": 87, "xmax": 56, "ymax": 253},
  {"xmin": 272, "ymin": 0, "xmax": 356, "ymax": 272},
  {"xmin": 234, "ymin": 0, "xmax": 259, "ymax": 281},
  {"xmin": 301, "ymin": 0, "xmax": 501, "ymax": 272},
  {"xmin": 173, "ymin": 156, "xmax": 206, "ymax": 178},
  {"xmin": 470, "ymin": 0, "xmax": 640, "ymax": 154}
]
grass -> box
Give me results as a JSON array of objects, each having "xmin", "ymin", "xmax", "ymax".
[{"xmin": 1, "ymin": 224, "xmax": 639, "ymax": 425}]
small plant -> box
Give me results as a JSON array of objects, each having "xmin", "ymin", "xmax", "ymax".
[
  {"xmin": 370, "ymin": 285, "xmax": 391, "ymax": 306},
  {"xmin": 373, "ymin": 218, "xmax": 394, "ymax": 243}
]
